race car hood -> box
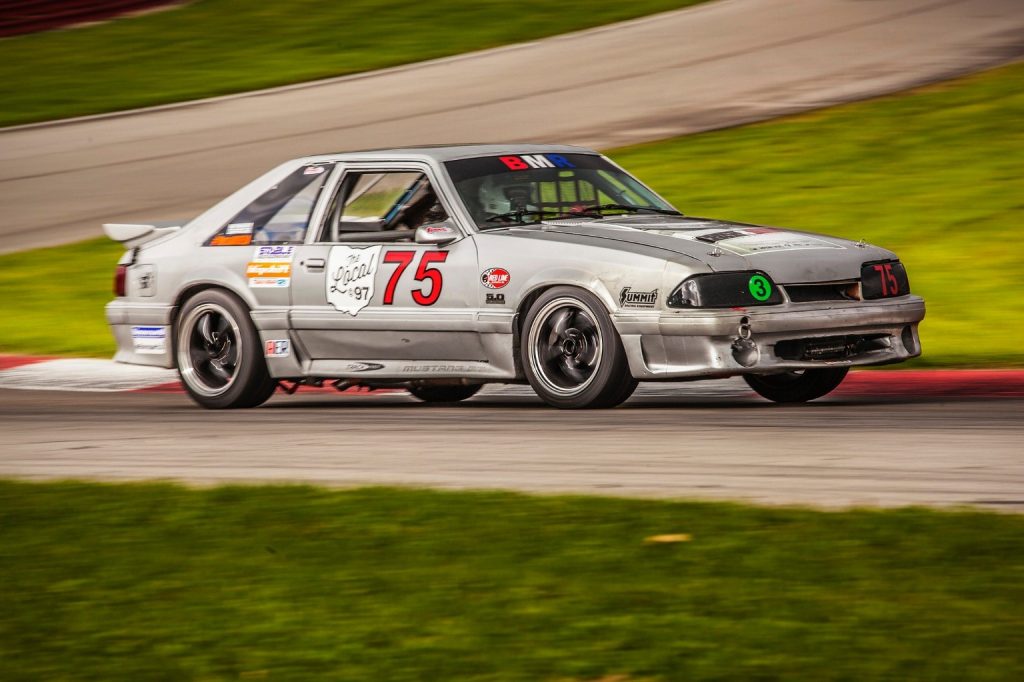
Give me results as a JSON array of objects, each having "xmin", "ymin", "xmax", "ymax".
[{"xmin": 531, "ymin": 215, "xmax": 895, "ymax": 283}]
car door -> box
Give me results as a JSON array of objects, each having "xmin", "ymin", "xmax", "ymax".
[{"xmin": 289, "ymin": 162, "xmax": 485, "ymax": 376}]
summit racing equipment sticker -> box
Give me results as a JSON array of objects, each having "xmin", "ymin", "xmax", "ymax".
[
  {"xmin": 620, "ymin": 287, "xmax": 658, "ymax": 308},
  {"xmin": 247, "ymin": 245, "xmax": 295, "ymax": 288},
  {"xmin": 666, "ymin": 227, "xmax": 842, "ymax": 255},
  {"xmin": 131, "ymin": 325, "xmax": 167, "ymax": 354},
  {"xmin": 327, "ymin": 245, "xmax": 382, "ymax": 315},
  {"xmin": 481, "ymin": 267, "xmax": 510, "ymax": 289}
]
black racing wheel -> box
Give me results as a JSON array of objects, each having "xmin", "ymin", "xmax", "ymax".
[
  {"xmin": 408, "ymin": 384, "xmax": 482, "ymax": 403},
  {"xmin": 175, "ymin": 289, "xmax": 277, "ymax": 409},
  {"xmin": 521, "ymin": 286, "xmax": 637, "ymax": 409},
  {"xmin": 743, "ymin": 368, "xmax": 849, "ymax": 403}
]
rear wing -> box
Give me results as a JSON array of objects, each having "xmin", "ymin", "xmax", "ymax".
[{"xmin": 103, "ymin": 223, "xmax": 181, "ymax": 249}]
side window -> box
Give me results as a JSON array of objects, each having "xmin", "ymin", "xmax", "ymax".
[
  {"xmin": 208, "ymin": 163, "xmax": 333, "ymax": 246},
  {"xmin": 320, "ymin": 171, "xmax": 449, "ymax": 243}
]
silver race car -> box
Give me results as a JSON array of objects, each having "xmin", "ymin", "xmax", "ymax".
[{"xmin": 105, "ymin": 144, "xmax": 924, "ymax": 409}]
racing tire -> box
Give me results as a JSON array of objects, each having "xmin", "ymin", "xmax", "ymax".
[
  {"xmin": 175, "ymin": 289, "xmax": 278, "ymax": 409},
  {"xmin": 408, "ymin": 384, "xmax": 483, "ymax": 403},
  {"xmin": 743, "ymin": 367, "xmax": 849, "ymax": 403},
  {"xmin": 521, "ymin": 286, "xmax": 637, "ymax": 409}
]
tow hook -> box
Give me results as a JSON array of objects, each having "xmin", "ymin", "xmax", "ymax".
[{"xmin": 731, "ymin": 317, "xmax": 759, "ymax": 367}]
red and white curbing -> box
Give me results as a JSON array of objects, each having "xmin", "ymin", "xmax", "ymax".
[
  {"xmin": 0, "ymin": 356, "xmax": 395, "ymax": 395},
  {"xmin": 0, "ymin": 356, "xmax": 179, "ymax": 392},
  {"xmin": 0, "ymin": 354, "xmax": 1021, "ymax": 398}
]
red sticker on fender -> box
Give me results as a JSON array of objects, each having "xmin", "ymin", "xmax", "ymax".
[{"xmin": 481, "ymin": 267, "xmax": 510, "ymax": 289}]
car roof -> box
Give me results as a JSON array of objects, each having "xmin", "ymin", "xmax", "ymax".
[{"xmin": 304, "ymin": 143, "xmax": 599, "ymax": 164}]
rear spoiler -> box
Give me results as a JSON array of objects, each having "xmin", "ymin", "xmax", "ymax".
[{"xmin": 103, "ymin": 223, "xmax": 181, "ymax": 249}]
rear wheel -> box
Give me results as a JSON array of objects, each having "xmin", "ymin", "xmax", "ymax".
[
  {"xmin": 408, "ymin": 384, "xmax": 482, "ymax": 403},
  {"xmin": 176, "ymin": 289, "xmax": 277, "ymax": 409},
  {"xmin": 743, "ymin": 367, "xmax": 849, "ymax": 403},
  {"xmin": 521, "ymin": 287, "xmax": 637, "ymax": 409}
]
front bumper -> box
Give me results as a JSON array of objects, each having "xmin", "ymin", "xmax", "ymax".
[{"xmin": 613, "ymin": 296, "xmax": 925, "ymax": 379}]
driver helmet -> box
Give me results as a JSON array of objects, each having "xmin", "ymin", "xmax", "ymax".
[{"xmin": 477, "ymin": 176, "xmax": 536, "ymax": 215}]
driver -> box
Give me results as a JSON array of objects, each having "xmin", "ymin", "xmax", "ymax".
[{"xmin": 477, "ymin": 175, "xmax": 538, "ymax": 221}]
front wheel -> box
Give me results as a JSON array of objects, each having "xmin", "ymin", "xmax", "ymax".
[
  {"xmin": 176, "ymin": 289, "xmax": 278, "ymax": 409},
  {"xmin": 743, "ymin": 367, "xmax": 849, "ymax": 403},
  {"xmin": 521, "ymin": 287, "xmax": 637, "ymax": 409}
]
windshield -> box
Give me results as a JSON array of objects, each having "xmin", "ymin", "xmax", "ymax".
[{"xmin": 445, "ymin": 153, "xmax": 679, "ymax": 229}]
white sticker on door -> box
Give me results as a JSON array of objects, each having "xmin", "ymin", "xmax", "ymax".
[
  {"xmin": 247, "ymin": 245, "xmax": 296, "ymax": 288},
  {"xmin": 326, "ymin": 245, "xmax": 382, "ymax": 315}
]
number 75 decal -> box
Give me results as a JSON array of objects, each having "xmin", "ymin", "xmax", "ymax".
[
  {"xmin": 872, "ymin": 262, "xmax": 900, "ymax": 297},
  {"xmin": 382, "ymin": 250, "xmax": 448, "ymax": 305}
]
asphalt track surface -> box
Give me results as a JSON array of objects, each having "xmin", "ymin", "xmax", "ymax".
[
  {"xmin": 2, "ymin": 383, "xmax": 1022, "ymax": 511},
  {"xmin": 2, "ymin": 0, "xmax": 1024, "ymax": 252}
]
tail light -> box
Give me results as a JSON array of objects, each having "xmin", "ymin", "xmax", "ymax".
[
  {"xmin": 113, "ymin": 248, "xmax": 137, "ymax": 297},
  {"xmin": 113, "ymin": 264, "xmax": 128, "ymax": 296}
]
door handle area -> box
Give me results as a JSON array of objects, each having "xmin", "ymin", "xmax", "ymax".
[{"xmin": 303, "ymin": 258, "xmax": 326, "ymax": 272}]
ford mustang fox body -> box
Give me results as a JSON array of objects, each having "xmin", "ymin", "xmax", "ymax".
[{"xmin": 104, "ymin": 144, "xmax": 925, "ymax": 409}]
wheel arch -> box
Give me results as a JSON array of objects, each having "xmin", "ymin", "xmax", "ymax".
[
  {"xmin": 169, "ymin": 281, "xmax": 256, "ymax": 367},
  {"xmin": 511, "ymin": 280, "xmax": 617, "ymax": 379}
]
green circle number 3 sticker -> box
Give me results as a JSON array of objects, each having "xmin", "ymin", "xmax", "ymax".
[{"xmin": 748, "ymin": 274, "xmax": 772, "ymax": 301}]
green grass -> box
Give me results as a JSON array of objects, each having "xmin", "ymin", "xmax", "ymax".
[
  {"xmin": 2, "ymin": 63, "xmax": 1022, "ymax": 363},
  {"xmin": 0, "ymin": 239, "xmax": 122, "ymax": 357},
  {"xmin": 1, "ymin": 481, "xmax": 1023, "ymax": 680},
  {"xmin": 0, "ymin": 0, "xmax": 702, "ymax": 128}
]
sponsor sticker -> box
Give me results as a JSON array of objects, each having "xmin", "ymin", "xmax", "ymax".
[
  {"xmin": 620, "ymin": 287, "xmax": 658, "ymax": 308},
  {"xmin": 225, "ymin": 222, "xmax": 254, "ymax": 236},
  {"xmin": 303, "ymin": 165, "xmax": 326, "ymax": 175},
  {"xmin": 671, "ymin": 228, "xmax": 841, "ymax": 255},
  {"xmin": 210, "ymin": 234, "xmax": 252, "ymax": 246},
  {"xmin": 497, "ymin": 154, "xmax": 576, "ymax": 170},
  {"xmin": 327, "ymin": 245, "xmax": 382, "ymax": 315},
  {"xmin": 247, "ymin": 245, "xmax": 295, "ymax": 288},
  {"xmin": 424, "ymin": 224, "xmax": 456, "ymax": 236},
  {"xmin": 131, "ymin": 325, "xmax": 167, "ymax": 354},
  {"xmin": 346, "ymin": 362, "xmax": 385, "ymax": 372},
  {"xmin": 264, "ymin": 339, "xmax": 290, "ymax": 357},
  {"xmin": 481, "ymin": 267, "xmax": 510, "ymax": 289},
  {"xmin": 254, "ymin": 245, "xmax": 296, "ymax": 260}
]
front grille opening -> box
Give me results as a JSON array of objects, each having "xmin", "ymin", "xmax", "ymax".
[
  {"xmin": 774, "ymin": 334, "xmax": 891, "ymax": 361},
  {"xmin": 783, "ymin": 282, "xmax": 859, "ymax": 302}
]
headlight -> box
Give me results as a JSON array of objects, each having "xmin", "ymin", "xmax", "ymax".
[
  {"xmin": 667, "ymin": 271, "xmax": 783, "ymax": 308},
  {"xmin": 860, "ymin": 260, "xmax": 910, "ymax": 299}
]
